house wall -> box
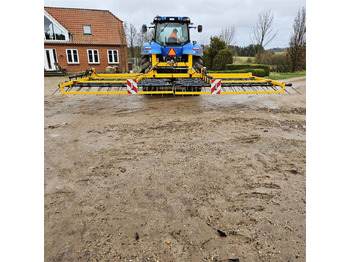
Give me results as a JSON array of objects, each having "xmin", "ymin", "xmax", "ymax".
[{"xmin": 44, "ymin": 43, "xmax": 129, "ymax": 73}]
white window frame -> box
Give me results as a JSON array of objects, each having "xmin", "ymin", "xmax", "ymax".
[
  {"xmin": 66, "ymin": 49, "xmax": 79, "ymax": 64},
  {"xmin": 44, "ymin": 10, "xmax": 70, "ymax": 42},
  {"xmin": 107, "ymin": 49, "xmax": 119, "ymax": 64},
  {"xmin": 87, "ymin": 49, "xmax": 100, "ymax": 64}
]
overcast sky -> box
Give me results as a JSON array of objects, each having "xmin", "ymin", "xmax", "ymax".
[{"xmin": 44, "ymin": 0, "xmax": 305, "ymax": 48}]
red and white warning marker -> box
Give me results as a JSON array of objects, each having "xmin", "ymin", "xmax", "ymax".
[
  {"xmin": 127, "ymin": 79, "xmax": 138, "ymax": 94},
  {"xmin": 211, "ymin": 79, "xmax": 222, "ymax": 94}
]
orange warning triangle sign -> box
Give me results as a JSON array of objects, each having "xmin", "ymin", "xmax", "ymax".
[{"xmin": 168, "ymin": 48, "xmax": 176, "ymax": 56}]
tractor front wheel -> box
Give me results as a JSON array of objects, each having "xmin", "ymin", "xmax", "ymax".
[
  {"xmin": 193, "ymin": 56, "xmax": 203, "ymax": 73},
  {"xmin": 141, "ymin": 55, "xmax": 151, "ymax": 74}
]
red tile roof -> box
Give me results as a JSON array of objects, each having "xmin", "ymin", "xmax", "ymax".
[{"xmin": 44, "ymin": 7, "xmax": 126, "ymax": 45}]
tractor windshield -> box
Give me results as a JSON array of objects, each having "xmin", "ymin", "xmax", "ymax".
[{"xmin": 155, "ymin": 22, "xmax": 189, "ymax": 46}]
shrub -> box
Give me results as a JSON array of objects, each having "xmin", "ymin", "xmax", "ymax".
[
  {"xmin": 250, "ymin": 69, "xmax": 266, "ymax": 77},
  {"xmin": 212, "ymin": 49, "xmax": 233, "ymax": 71},
  {"xmin": 250, "ymin": 64, "xmax": 270, "ymax": 75},
  {"xmin": 272, "ymin": 54, "xmax": 291, "ymax": 73}
]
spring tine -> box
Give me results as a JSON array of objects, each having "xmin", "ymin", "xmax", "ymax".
[
  {"xmin": 290, "ymin": 86, "xmax": 301, "ymax": 94},
  {"xmin": 51, "ymin": 86, "xmax": 61, "ymax": 96},
  {"xmin": 284, "ymin": 88, "xmax": 291, "ymax": 95},
  {"xmin": 271, "ymin": 85, "xmax": 278, "ymax": 91}
]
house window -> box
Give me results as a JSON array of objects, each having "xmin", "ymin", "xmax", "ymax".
[
  {"xmin": 83, "ymin": 25, "xmax": 92, "ymax": 35},
  {"xmin": 66, "ymin": 49, "xmax": 79, "ymax": 64},
  {"xmin": 44, "ymin": 11, "xmax": 69, "ymax": 41},
  {"xmin": 44, "ymin": 16, "xmax": 67, "ymax": 40},
  {"xmin": 87, "ymin": 49, "xmax": 99, "ymax": 64},
  {"xmin": 107, "ymin": 50, "xmax": 119, "ymax": 64}
]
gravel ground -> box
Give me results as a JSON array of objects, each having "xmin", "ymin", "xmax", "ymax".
[{"xmin": 44, "ymin": 76, "xmax": 306, "ymax": 262}]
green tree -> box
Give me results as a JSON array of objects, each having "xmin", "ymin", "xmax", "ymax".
[
  {"xmin": 212, "ymin": 49, "xmax": 233, "ymax": 71},
  {"xmin": 203, "ymin": 36, "xmax": 227, "ymax": 70}
]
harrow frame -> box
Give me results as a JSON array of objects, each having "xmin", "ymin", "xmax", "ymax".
[{"xmin": 58, "ymin": 67, "xmax": 291, "ymax": 96}]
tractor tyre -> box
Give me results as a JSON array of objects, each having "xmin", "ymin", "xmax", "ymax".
[
  {"xmin": 193, "ymin": 56, "xmax": 203, "ymax": 73},
  {"xmin": 192, "ymin": 56, "xmax": 203, "ymax": 93},
  {"xmin": 141, "ymin": 55, "xmax": 151, "ymax": 74}
]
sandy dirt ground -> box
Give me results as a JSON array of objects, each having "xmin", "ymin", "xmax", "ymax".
[{"xmin": 44, "ymin": 76, "xmax": 306, "ymax": 262}]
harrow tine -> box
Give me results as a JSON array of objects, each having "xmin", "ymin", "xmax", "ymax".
[
  {"xmin": 290, "ymin": 86, "xmax": 301, "ymax": 94},
  {"xmin": 270, "ymin": 85, "xmax": 278, "ymax": 91},
  {"xmin": 284, "ymin": 88, "xmax": 291, "ymax": 95},
  {"xmin": 51, "ymin": 85, "xmax": 61, "ymax": 96}
]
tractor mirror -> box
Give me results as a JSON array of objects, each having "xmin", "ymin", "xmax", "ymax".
[
  {"xmin": 197, "ymin": 25, "xmax": 202, "ymax": 33},
  {"xmin": 142, "ymin": 24, "xmax": 147, "ymax": 33}
]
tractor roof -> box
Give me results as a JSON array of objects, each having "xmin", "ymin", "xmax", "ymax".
[{"xmin": 153, "ymin": 16, "xmax": 190, "ymax": 23}]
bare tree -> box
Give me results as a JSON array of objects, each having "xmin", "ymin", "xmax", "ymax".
[
  {"xmin": 124, "ymin": 22, "xmax": 138, "ymax": 58},
  {"xmin": 251, "ymin": 9, "xmax": 278, "ymax": 61},
  {"xmin": 117, "ymin": 22, "xmax": 127, "ymax": 72},
  {"xmin": 287, "ymin": 7, "xmax": 306, "ymax": 72},
  {"xmin": 220, "ymin": 26, "xmax": 237, "ymax": 46},
  {"xmin": 139, "ymin": 28, "xmax": 154, "ymax": 46}
]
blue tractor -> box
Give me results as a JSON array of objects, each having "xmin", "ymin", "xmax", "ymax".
[
  {"xmin": 58, "ymin": 16, "xmax": 293, "ymax": 95},
  {"xmin": 140, "ymin": 16, "xmax": 203, "ymax": 75}
]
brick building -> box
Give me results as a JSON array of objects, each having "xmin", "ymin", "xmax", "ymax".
[{"xmin": 44, "ymin": 7, "xmax": 128, "ymax": 73}]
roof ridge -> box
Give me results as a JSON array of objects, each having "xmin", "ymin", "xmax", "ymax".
[
  {"xmin": 44, "ymin": 7, "xmax": 123, "ymax": 22},
  {"xmin": 44, "ymin": 6, "xmax": 110, "ymax": 12}
]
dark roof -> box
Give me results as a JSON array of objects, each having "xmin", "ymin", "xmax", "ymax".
[{"xmin": 44, "ymin": 7, "xmax": 126, "ymax": 45}]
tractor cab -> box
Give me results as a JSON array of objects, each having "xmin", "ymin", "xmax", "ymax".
[
  {"xmin": 141, "ymin": 16, "xmax": 203, "ymax": 73},
  {"xmin": 144, "ymin": 16, "xmax": 196, "ymax": 46},
  {"xmin": 155, "ymin": 21, "xmax": 189, "ymax": 46}
]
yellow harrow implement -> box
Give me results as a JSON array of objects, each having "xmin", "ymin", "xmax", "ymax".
[{"xmin": 57, "ymin": 68, "xmax": 293, "ymax": 96}]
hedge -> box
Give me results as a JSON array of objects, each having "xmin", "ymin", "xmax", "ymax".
[
  {"xmin": 225, "ymin": 64, "xmax": 251, "ymax": 70},
  {"xmin": 231, "ymin": 68, "xmax": 266, "ymax": 77},
  {"xmin": 224, "ymin": 64, "xmax": 270, "ymax": 76},
  {"xmin": 208, "ymin": 69, "xmax": 267, "ymax": 77}
]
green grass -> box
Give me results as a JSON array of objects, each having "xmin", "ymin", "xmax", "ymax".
[
  {"xmin": 266, "ymin": 71, "xmax": 306, "ymax": 80},
  {"xmin": 274, "ymin": 51, "xmax": 286, "ymax": 55},
  {"xmin": 232, "ymin": 56, "xmax": 255, "ymax": 63}
]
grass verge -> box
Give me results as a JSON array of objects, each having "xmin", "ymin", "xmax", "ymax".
[{"xmin": 266, "ymin": 71, "xmax": 306, "ymax": 80}]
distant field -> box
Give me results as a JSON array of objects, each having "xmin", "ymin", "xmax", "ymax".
[
  {"xmin": 274, "ymin": 51, "xmax": 287, "ymax": 55},
  {"xmin": 232, "ymin": 56, "xmax": 255, "ymax": 63}
]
